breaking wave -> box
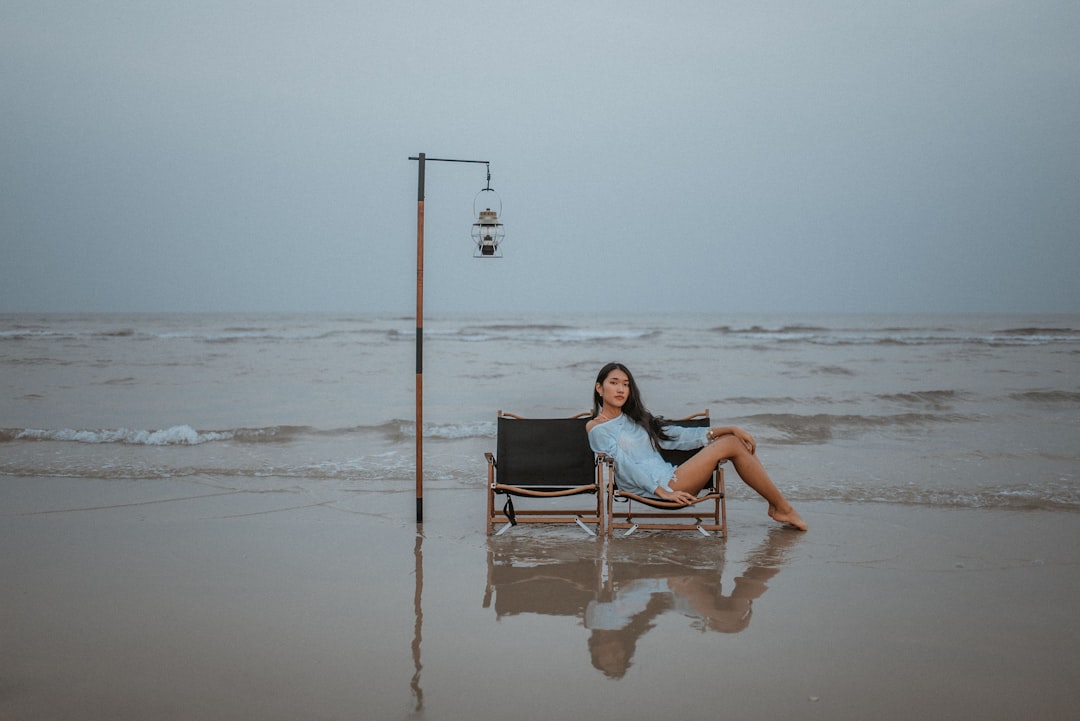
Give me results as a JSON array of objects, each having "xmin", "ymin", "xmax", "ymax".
[
  {"xmin": 1008, "ymin": 390, "xmax": 1080, "ymax": 405},
  {"xmin": 707, "ymin": 324, "xmax": 1080, "ymax": 347},
  {"xmin": 388, "ymin": 324, "xmax": 661, "ymax": 344},
  {"xmin": 0, "ymin": 420, "xmax": 497, "ymax": 446},
  {"xmin": 7, "ymin": 426, "xmax": 232, "ymax": 446},
  {"xmin": 743, "ymin": 412, "xmax": 968, "ymax": 444}
]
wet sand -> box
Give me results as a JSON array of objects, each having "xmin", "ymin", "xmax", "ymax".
[{"xmin": 2, "ymin": 476, "xmax": 1078, "ymax": 720}]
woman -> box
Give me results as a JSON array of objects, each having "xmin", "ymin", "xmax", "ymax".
[{"xmin": 587, "ymin": 362, "xmax": 807, "ymax": 531}]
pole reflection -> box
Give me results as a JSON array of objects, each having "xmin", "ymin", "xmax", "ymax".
[
  {"xmin": 482, "ymin": 529, "xmax": 802, "ymax": 678},
  {"xmin": 411, "ymin": 528, "xmax": 424, "ymax": 714}
]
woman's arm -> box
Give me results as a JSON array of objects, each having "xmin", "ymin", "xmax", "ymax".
[
  {"xmin": 707, "ymin": 426, "xmax": 756, "ymax": 454},
  {"xmin": 658, "ymin": 424, "xmax": 710, "ymax": 451},
  {"xmin": 591, "ymin": 422, "xmax": 684, "ymax": 498}
]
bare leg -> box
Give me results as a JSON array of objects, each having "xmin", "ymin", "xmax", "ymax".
[{"xmin": 672, "ymin": 436, "xmax": 808, "ymax": 531}]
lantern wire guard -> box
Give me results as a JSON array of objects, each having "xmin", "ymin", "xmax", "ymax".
[{"xmin": 472, "ymin": 164, "xmax": 504, "ymax": 258}]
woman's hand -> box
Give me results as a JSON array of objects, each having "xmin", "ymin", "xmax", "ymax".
[
  {"xmin": 655, "ymin": 486, "xmax": 696, "ymax": 505},
  {"xmin": 732, "ymin": 427, "xmax": 756, "ymax": 454}
]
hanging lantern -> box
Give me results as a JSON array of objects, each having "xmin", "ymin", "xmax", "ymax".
[{"xmin": 472, "ymin": 172, "xmax": 504, "ymax": 258}]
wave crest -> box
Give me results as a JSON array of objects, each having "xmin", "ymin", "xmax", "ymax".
[
  {"xmin": 1009, "ymin": 390, "xmax": 1080, "ymax": 405},
  {"xmin": 10, "ymin": 425, "xmax": 232, "ymax": 446},
  {"xmin": 1, "ymin": 420, "xmax": 500, "ymax": 447},
  {"xmin": 746, "ymin": 412, "xmax": 966, "ymax": 444}
]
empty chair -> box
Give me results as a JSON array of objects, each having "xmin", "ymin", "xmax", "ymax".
[{"xmin": 486, "ymin": 412, "xmax": 604, "ymax": 536}]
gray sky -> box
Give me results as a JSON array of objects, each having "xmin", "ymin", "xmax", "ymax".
[{"xmin": 3, "ymin": 1, "xmax": 1078, "ymax": 315}]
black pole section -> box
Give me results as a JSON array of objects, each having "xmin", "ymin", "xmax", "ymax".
[
  {"xmin": 407, "ymin": 153, "xmax": 490, "ymax": 525},
  {"xmin": 415, "ymin": 153, "xmax": 425, "ymax": 524},
  {"xmin": 416, "ymin": 153, "xmax": 424, "ymax": 377}
]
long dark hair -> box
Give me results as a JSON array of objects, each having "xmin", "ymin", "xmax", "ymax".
[{"xmin": 592, "ymin": 362, "xmax": 671, "ymax": 449}]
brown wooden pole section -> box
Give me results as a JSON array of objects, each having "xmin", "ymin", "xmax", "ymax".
[
  {"xmin": 415, "ymin": 153, "xmax": 425, "ymax": 524},
  {"xmin": 408, "ymin": 153, "xmax": 489, "ymax": 524}
]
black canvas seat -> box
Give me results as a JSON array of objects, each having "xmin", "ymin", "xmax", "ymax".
[
  {"xmin": 602, "ymin": 412, "xmax": 727, "ymax": 537},
  {"xmin": 485, "ymin": 412, "xmax": 603, "ymax": 536}
]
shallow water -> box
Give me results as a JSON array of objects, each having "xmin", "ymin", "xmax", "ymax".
[{"xmin": 2, "ymin": 312, "xmax": 1078, "ymax": 511}]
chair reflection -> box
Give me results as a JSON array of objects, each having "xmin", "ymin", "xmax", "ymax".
[
  {"xmin": 482, "ymin": 538, "xmax": 604, "ymax": 621},
  {"xmin": 483, "ymin": 529, "xmax": 801, "ymax": 678}
]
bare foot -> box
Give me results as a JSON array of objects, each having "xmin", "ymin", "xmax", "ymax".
[{"xmin": 769, "ymin": 504, "xmax": 808, "ymax": 531}]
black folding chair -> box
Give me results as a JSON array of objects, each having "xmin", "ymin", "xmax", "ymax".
[
  {"xmin": 485, "ymin": 412, "xmax": 603, "ymax": 536},
  {"xmin": 602, "ymin": 411, "xmax": 727, "ymax": 537}
]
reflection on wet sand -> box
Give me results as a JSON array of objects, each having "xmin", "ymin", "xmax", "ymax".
[
  {"xmin": 483, "ymin": 529, "xmax": 802, "ymax": 678},
  {"xmin": 411, "ymin": 529, "xmax": 424, "ymax": 713}
]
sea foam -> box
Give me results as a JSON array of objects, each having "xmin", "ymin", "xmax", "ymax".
[{"xmin": 14, "ymin": 425, "xmax": 232, "ymax": 446}]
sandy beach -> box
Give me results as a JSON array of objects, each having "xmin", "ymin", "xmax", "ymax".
[{"xmin": 2, "ymin": 475, "xmax": 1078, "ymax": 721}]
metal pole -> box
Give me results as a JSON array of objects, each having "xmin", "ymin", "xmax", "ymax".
[
  {"xmin": 415, "ymin": 153, "xmax": 425, "ymax": 524},
  {"xmin": 408, "ymin": 154, "xmax": 490, "ymax": 525}
]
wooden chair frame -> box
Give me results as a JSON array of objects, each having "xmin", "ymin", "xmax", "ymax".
[
  {"xmin": 602, "ymin": 411, "xmax": 728, "ymax": 537},
  {"xmin": 486, "ymin": 411, "xmax": 604, "ymax": 536}
]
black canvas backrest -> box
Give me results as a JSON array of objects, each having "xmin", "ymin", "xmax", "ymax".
[
  {"xmin": 658, "ymin": 416, "xmax": 710, "ymax": 467},
  {"xmin": 496, "ymin": 416, "xmax": 595, "ymax": 487}
]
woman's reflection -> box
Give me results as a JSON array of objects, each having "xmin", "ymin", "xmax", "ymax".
[{"xmin": 484, "ymin": 528, "xmax": 801, "ymax": 678}]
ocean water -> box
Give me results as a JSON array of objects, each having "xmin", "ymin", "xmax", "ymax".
[{"xmin": 2, "ymin": 312, "xmax": 1078, "ymax": 512}]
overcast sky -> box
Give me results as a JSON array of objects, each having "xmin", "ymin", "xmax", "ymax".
[{"xmin": 2, "ymin": 1, "xmax": 1078, "ymax": 316}]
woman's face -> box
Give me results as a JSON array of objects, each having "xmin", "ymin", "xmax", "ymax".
[{"xmin": 596, "ymin": 368, "xmax": 631, "ymax": 410}]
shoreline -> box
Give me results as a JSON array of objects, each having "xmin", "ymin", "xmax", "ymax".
[{"xmin": 2, "ymin": 477, "xmax": 1078, "ymax": 720}]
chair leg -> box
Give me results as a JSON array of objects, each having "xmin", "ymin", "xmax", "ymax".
[
  {"xmin": 575, "ymin": 517, "xmax": 597, "ymax": 536},
  {"xmin": 486, "ymin": 458, "xmax": 496, "ymax": 535}
]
